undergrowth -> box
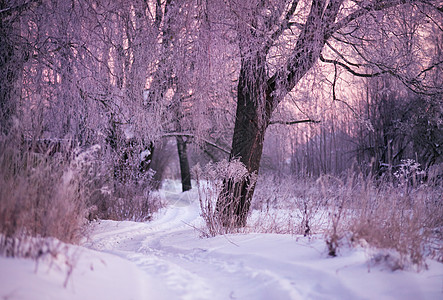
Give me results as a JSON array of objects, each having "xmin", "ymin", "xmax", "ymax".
[
  {"xmin": 197, "ymin": 160, "xmax": 442, "ymax": 270},
  {"xmin": 0, "ymin": 136, "xmax": 89, "ymax": 257},
  {"xmin": 254, "ymin": 170, "xmax": 442, "ymax": 269},
  {"xmin": 0, "ymin": 134, "xmax": 162, "ymax": 258},
  {"xmin": 193, "ymin": 159, "xmax": 256, "ymax": 237}
]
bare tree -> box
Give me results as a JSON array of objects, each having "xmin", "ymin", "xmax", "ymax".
[
  {"xmin": 213, "ymin": 0, "xmax": 443, "ymax": 227},
  {"xmin": 355, "ymin": 75, "xmax": 443, "ymax": 178},
  {"xmin": 3, "ymin": 0, "xmax": 172, "ymax": 218},
  {"xmin": 147, "ymin": 0, "xmax": 233, "ymax": 192}
]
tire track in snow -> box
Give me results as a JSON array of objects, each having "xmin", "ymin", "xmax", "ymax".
[
  {"xmin": 85, "ymin": 190, "xmax": 361, "ymax": 300},
  {"xmin": 85, "ymin": 203, "xmax": 215, "ymax": 300}
]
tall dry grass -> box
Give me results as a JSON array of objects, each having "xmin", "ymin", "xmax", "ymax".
[
  {"xmin": 254, "ymin": 171, "xmax": 442, "ymax": 269},
  {"xmin": 251, "ymin": 174, "xmax": 329, "ymax": 235},
  {"xmin": 0, "ymin": 137, "xmax": 164, "ymax": 258},
  {"xmin": 345, "ymin": 175, "xmax": 443, "ymax": 269},
  {"xmin": 193, "ymin": 159, "xmax": 257, "ymax": 237},
  {"xmin": 198, "ymin": 160, "xmax": 442, "ymax": 269},
  {"xmin": 0, "ymin": 136, "xmax": 91, "ymax": 257}
]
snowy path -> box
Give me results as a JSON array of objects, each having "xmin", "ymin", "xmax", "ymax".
[
  {"xmin": 1, "ymin": 185, "xmax": 441, "ymax": 299},
  {"xmin": 86, "ymin": 204, "xmax": 311, "ymax": 300},
  {"xmin": 84, "ymin": 188, "xmax": 443, "ymax": 300}
]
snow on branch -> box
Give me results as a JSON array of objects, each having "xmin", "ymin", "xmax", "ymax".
[
  {"xmin": 0, "ymin": 0, "xmax": 38, "ymax": 16},
  {"xmin": 327, "ymin": 0, "xmax": 416, "ymax": 38}
]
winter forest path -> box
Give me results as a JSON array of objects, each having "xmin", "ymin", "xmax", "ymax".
[{"xmin": 84, "ymin": 182, "xmax": 443, "ymax": 300}]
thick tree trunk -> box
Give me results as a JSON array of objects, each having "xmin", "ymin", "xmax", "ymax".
[
  {"xmin": 215, "ymin": 57, "xmax": 272, "ymax": 227},
  {"xmin": 176, "ymin": 135, "xmax": 192, "ymax": 192}
]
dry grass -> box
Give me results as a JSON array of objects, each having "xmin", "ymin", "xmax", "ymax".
[
  {"xmin": 251, "ymin": 175, "xmax": 329, "ymax": 235},
  {"xmin": 0, "ymin": 137, "xmax": 90, "ymax": 257},
  {"xmin": 193, "ymin": 160, "xmax": 257, "ymax": 237},
  {"xmin": 0, "ymin": 134, "xmax": 163, "ymax": 258},
  {"xmin": 200, "ymin": 165, "xmax": 442, "ymax": 269},
  {"xmin": 346, "ymin": 177, "xmax": 443, "ymax": 269},
  {"xmin": 270, "ymin": 172, "xmax": 441, "ymax": 269}
]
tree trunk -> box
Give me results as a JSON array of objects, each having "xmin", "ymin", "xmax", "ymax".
[
  {"xmin": 176, "ymin": 135, "xmax": 192, "ymax": 192},
  {"xmin": 215, "ymin": 57, "xmax": 272, "ymax": 227},
  {"xmin": 0, "ymin": 4, "xmax": 20, "ymax": 135}
]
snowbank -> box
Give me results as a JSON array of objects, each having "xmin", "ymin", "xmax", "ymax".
[{"xmin": 0, "ymin": 243, "xmax": 171, "ymax": 300}]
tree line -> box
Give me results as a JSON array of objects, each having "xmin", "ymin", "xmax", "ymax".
[{"xmin": 1, "ymin": 0, "xmax": 441, "ymax": 228}]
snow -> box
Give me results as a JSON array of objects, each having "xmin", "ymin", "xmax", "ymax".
[
  {"xmin": 1, "ymin": 181, "xmax": 442, "ymax": 300},
  {"xmin": 0, "ymin": 243, "xmax": 168, "ymax": 300},
  {"xmin": 140, "ymin": 148, "xmax": 151, "ymax": 162}
]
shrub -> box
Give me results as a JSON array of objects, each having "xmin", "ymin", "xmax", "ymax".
[
  {"xmin": 348, "ymin": 179, "xmax": 443, "ymax": 269},
  {"xmin": 91, "ymin": 144, "xmax": 164, "ymax": 222}
]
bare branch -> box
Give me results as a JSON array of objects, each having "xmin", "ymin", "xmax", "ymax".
[
  {"xmin": 320, "ymin": 54, "xmax": 443, "ymax": 95},
  {"xmin": 269, "ymin": 119, "xmax": 320, "ymax": 125},
  {"xmin": 319, "ymin": 54, "xmax": 386, "ymax": 77},
  {"xmin": 325, "ymin": 41, "xmax": 361, "ymax": 67},
  {"xmin": 162, "ymin": 132, "xmax": 231, "ymax": 154},
  {"xmin": 417, "ymin": 60, "xmax": 443, "ymax": 77},
  {"xmin": 327, "ymin": 0, "xmax": 416, "ymax": 38}
]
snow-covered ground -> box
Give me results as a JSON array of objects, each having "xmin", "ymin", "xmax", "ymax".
[{"xmin": 1, "ymin": 181, "xmax": 442, "ymax": 300}]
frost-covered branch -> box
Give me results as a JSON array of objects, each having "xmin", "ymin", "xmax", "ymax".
[
  {"xmin": 319, "ymin": 54, "xmax": 386, "ymax": 78},
  {"xmin": 0, "ymin": 0, "xmax": 38, "ymax": 16},
  {"xmin": 264, "ymin": 0, "xmax": 301, "ymax": 52},
  {"xmin": 327, "ymin": 0, "xmax": 418, "ymax": 38}
]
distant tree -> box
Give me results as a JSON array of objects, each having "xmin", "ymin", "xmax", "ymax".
[
  {"xmin": 356, "ymin": 75, "xmax": 443, "ymax": 178},
  {"xmin": 147, "ymin": 0, "xmax": 232, "ymax": 192},
  {"xmin": 146, "ymin": 0, "xmax": 196, "ymax": 192},
  {"xmin": 354, "ymin": 12, "xmax": 442, "ymax": 178}
]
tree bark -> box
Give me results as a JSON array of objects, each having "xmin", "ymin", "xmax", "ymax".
[
  {"xmin": 176, "ymin": 135, "xmax": 192, "ymax": 192},
  {"xmin": 215, "ymin": 56, "xmax": 272, "ymax": 227}
]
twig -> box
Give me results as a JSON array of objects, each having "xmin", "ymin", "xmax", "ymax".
[{"xmin": 269, "ymin": 119, "xmax": 320, "ymax": 125}]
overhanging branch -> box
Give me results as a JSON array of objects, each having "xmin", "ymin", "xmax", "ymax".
[
  {"xmin": 321, "ymin": 52, "xmax": 443, "ymax": 95},
  {"xmin": 319, "ymin": 54, "xmax": 386, "ymax": 77},
  {"xmin": 327, "ymin": 0, "xmax": 414, "ymax": 38}
]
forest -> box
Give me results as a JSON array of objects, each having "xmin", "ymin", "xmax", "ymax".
[{"xmin": 0, "ymin": 0, "xmax": 442, "ymax": 298}]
